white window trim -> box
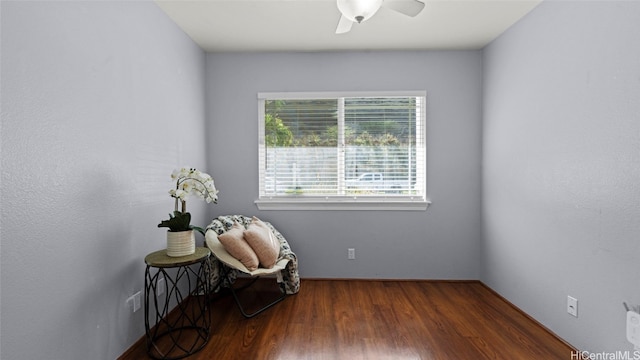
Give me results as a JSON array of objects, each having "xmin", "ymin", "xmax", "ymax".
[
  {"xmin": 255, "ymin": 91, "xmax": 430, "ymax": 211},
  {"xmin": 255, "ymin": 197, "xmax": 430, "ymax": 211}
]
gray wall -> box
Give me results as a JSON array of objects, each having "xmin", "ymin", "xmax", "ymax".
[
  {"xmin": 205, "ymin": 51, "xmax": 483, "ymax": 279},
  {"xmin": 1, "ymin": 2, "xmax": 207, "ymax": 359},
  {"xmin": 482, "ymin": 1, "xmax": 640, "ymax": 353}
]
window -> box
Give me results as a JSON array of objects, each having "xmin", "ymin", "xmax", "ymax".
[{"xmin": 256, "ymin": 91, "xmax": 429, "ymax": 210}]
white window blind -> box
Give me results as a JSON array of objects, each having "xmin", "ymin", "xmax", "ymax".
[{"xmin": 257, "ymin": 91, "xmax": 428, "ymax": 211}]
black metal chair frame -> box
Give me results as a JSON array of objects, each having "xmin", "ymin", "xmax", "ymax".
[
  {"xmin": 217, "ymin": 261, "xmax": 287, "ymax": 318},
  {"xmin": 205, "ymin": 233, "xmax": 290, "ymax": 318}
]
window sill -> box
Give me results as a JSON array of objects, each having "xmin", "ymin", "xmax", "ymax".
[{"xmin": 255, "ymin": 197, "xmax": 431, "ymax": 211}]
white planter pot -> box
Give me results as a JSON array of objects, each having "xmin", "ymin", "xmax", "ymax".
[{"xmin": 166, "ymin": 230, "xmax": 195, "ymax": 257}]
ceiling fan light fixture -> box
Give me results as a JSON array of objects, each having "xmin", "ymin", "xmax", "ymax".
[{"xmin": 337, "ymin": 0, "xmax": 383, "ymax": 24}]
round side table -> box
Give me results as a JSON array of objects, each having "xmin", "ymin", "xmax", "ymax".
[{"xmin": 144, "ymin": 247, "xmax": 211, "ymax": 360}]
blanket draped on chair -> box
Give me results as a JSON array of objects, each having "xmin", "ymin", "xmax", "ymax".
[{"xmin": 205, "ymin": 215, "xmax": 300, "ymax": 295}]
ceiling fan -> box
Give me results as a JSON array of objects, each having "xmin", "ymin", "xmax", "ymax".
[{"xmin": 336, "ymin": 0, "xmax": 426, "ymax": 34}]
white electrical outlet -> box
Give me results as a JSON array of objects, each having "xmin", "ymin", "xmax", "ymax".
[
  {"xmin": 627, "ymin": 311, "xmax": 640, "ymax": 347},
  {"xmin": 157, "ymin": 278, "xmax": 165, "ymax": 296},
  {"xmin": 348, "ymin": 248, "xmax": 355, "ymax": 260},
  {"xmin": 567, "ymin": 296, "xmax": 578, "ymax": 317},
  {"xmin": 126, "ymin": 291, "xmax": 142, "ymax": 313},
  {"xmin": 133, "ymin": 291, "xmax": 141, "ymax": 312}
]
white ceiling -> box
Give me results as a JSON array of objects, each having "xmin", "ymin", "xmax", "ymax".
[{"xmin": 155, "ymin": 0, "xmax": 542, "ymax": 52}]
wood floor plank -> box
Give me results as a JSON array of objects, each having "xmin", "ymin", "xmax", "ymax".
[{"xmin": 119, "ymin": 280, "xmax": 575, "ymax": 360}]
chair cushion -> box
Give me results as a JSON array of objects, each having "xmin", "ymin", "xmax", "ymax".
[
  {"xmin": 216, "ymin": 222, "xmax": 259, "ymax": 271},
  {"xmin": 243, "ymin": 216, "xmax": 280, "ymax": 269}
]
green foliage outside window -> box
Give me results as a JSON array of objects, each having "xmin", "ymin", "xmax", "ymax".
[{"xmin": 265, "ymin": 113, "xmax": 293, "ymax": 146}]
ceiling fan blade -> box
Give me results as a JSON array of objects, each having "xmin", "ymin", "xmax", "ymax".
[
  {"xmin": 336, "ymin": 15, "xmax": 354, "ymax": 34},
  {"xmin": 383, "ymin": 0, "xmax": 425, "ymax": 17}
]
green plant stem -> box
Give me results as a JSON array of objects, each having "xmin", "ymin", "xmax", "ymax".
[{"xmin": 173, "ymin": 198, "xmax": 187, "ymax": 213}]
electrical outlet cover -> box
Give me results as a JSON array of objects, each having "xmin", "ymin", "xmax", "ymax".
[
  {"xmin": 567, "ymin": 296, "xmax": 578, "ymax": 317},
  {"xmin": 627, "ymin": 311, "xmax": 640, "ymax": 346},
  {"xmin": 133, "ymin": 291, "xmax": 141, "ymax": 312},
  {"xmin": 158, "ymin": 278, "xmax": 165, "ymax": 296}
]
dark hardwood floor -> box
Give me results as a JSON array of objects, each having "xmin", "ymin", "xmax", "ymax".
[{"xmin": 120, "ymin": 280, "xmax": 575, "ymax": 359}]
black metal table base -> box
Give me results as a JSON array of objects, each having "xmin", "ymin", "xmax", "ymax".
[{"xmin": 144, "ymin": 256, "xmax": 211, "ymax": 360}]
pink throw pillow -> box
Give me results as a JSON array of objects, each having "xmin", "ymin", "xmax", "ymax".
[
  {"xmin": 217, "ymin": 222, "xmax": 259, "ymax": 271},
  {"xmin": 243, "ymin": 217, "xmax": 279, "ymax": 269}
]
